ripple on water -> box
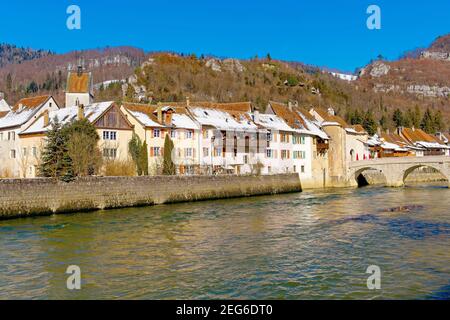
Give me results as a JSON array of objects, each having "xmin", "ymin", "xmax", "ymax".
[{"xmin": 0, "ymin": 186, "xmax": 449, "ymax": 299}]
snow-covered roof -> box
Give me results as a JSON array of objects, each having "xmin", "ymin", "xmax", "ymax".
[
  {"xmin": 189, "ymin": 106, "xmax": 257, "ymax": 131},
  {"xmin": 0, "ymin": 108, "xmax": 38, "ymax": 129},
  {"xmin": 415, "ymin": 141, "xmax": 450, "ymax": 149},
  {"xmin": 127, "ymin": 110, "xmax": 163, "ymax": 128},
  {"xmin": 254, "ymin": 113, "xmax": 295, "ymax": 132},
  {"xmin": 296, "ymin": 112, "xmax": 329, "ymax": 140},
  {"xmin": 21, "ymin": 102, "xmax": 113, "ymax": 135},
  {"xmin": 172, "ymin": 114, "xmax": 199, "ymax": 130},
  {"xmin": 0, "ymin": 99, "xmax": 9, "ymax": 112}
]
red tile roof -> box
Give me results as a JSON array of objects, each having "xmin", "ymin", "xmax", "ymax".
[
  {"xmin": 67, "ymin": 72, "xmax": 91, "ymax": 93},
  {"xmin": 13, "ymin": 95, "xmax": 51, "ymax": 111},
  {"xmin": 401, "ymin": 128, "xmax": 441, "ymax": 143}
]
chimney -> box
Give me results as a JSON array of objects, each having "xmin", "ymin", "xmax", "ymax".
[
  {"xmin": 396, "ymin": 126, "xmax": 403, "ymax": 135},
  {"xmin": 386, "ymin": 128, "xmax": 390, "ymax": 135},
  {"xmin": 186, "ymin": 96, "xmax": 190, "ymax": 108},
  {"xmin": 165, "ymin": 111, "xmax": 173, "ymax": 126},
  {"xmin": 78, "ymin": 104, "xmax": 85, "ymax": 120},
  {"xmin": 77, "ymin": 65, "xmax": 83, "ymax": 76},
  {"xmin": 18, "ymin": 103, "xmax": 23, "ymax": 111},
  {"xmin": 327, "ymin": 107, "xmax": 335, "ymax": 116},
  {"xmin": 377, "ymin": 127, "xmax": 381, "ymax": 136},
  {"xmin": 253, "ymin": 107, "xmax": 260, "ymax": 123},
  {"xmin": 157, "ymin": 103, "xmax": 163, "ymax": 124},
  {"xmin": 287, "ymin": 101, "xmax": 293, "ymax": 111},
  {"xmin": 43, "ymin": 110, "xmax": 50, "ymax": 127},
  {"xmin": 412, "ymin": 126, "xmax": 415, "ymax": 131}
]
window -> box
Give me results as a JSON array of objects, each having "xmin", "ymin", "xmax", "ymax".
[
  {"xmin": 102, "ymin": 131, "xmax": 117, "ymax": 140},
  {"xmin": 266, "ymin": 149, "xmax": 273, "ymax": 158},
  {"xmin": 268, "ymin": 166, "xmax": 272, "ymax": 173},
  {"xmin": 171, "ymin": 130, "xmax": 176, "ymax": 139},
  {"xmin": 293, "ymin": 151, "xmax": 306, "ymax": 159},
  {"xmin": 10, "ymin": 149, "xmax": 16, "ymax": 159},
  {"xmin": 185, "ymin": 148, "xmax": 193, "ymax": 157},
  {"xmin": 203, "ymin": 148, "xmax": 209, "ymax": 157},
  {"xmin": 186, "ymin": 130, "xmax": 193, "ymax": 139},
  {"xmin": 301, "ymin": 165, "xmax": 305, "ymax": 173},
  {"xmin": 151, "ymin": 147, "xmax": 161, "ymax": 157},
  {"xmin": 153, "ymin": 129, "xmax": 160, "ymax": 138},
  {"xmin": 294, "ymin": 165, "xmax": 297, "ymax": 172},
  {"xmin": 214, "ymin": 148, "xmax": 222, "ymax": 157},
  {"xmin": 267, "ymin": 132, "xmax": 272, "ymax": 141},
  {"xmin": 22, "ymin": 148, "xmax": 27, "ymax": 156},
  {"xmin": 8, "ymin": 131, "xmax": 15, "ymax": 141},
  {"xmin": 32, "ymin": 147, "xmax": 37, "ymax": 157},
  {"xmin": 301, "ymin": 136, "xmax": 306, "ymax": 144},
  {"xmin": 103, "ymin": 148, "xmax": 117, "ymax": 159},
  {"xmin": 243, "ymin": 155, "xmax": 248, "ymax": 164},
  {"xmin": 203, "ymin": 130, "xmax": 209, "ymax": 139},
  {"xmin": 0, "ymin": 133, "xmax": 3, "ymax": 141},
  {"xmin": 281, "ymin": 150, "xmax": 290, "ymax": 159}
]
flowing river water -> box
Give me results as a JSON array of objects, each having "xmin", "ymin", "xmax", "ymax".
[{"xmin": 0, "ymin": 183, "xmax": 449, "ymax": 300}]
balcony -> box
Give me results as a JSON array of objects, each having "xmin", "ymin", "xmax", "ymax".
[{"xmin": 317, "ymin": 142, "xmax": 329, "ymax": 153}]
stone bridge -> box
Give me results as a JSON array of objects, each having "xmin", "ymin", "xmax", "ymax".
[{"xmin": 348, "ymin": 156, "xmax": 450, "ymax": 187}]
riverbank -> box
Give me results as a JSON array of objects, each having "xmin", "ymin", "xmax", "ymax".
[{"xmin": 0, "ymin": 174, "xmax": 301, "ymax": 220}]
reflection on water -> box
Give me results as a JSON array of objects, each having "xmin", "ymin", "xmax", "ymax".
[{"xmin": 0, "ymin": 184, "xmax": 449, "ymax": 300}]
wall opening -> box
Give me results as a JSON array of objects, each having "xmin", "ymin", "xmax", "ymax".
[
  {"xmin": 403, "ymin": 165, "xmax": 448, "ymax": 187},
  {"xmin": 354, "ymin": 168, "xmax": 387, "ymax": 188}
]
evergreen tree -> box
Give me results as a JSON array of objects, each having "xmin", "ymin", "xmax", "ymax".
[
  {"xmin": 140, "ymin": 141, "xmax": 149, "ymax": 176},
  {"xmin": 363, "ymin": 110, "xmax": 377, "ymax": 135},
  {"xmin": 420, "ymin": 108, "xmax": 435, "ymax": 133},
  {"xmin": 434, "ymin": 110, "xmax": 444, "ymax": 132},
  {"xmin": 392, "ymin": 108, "xmax": 404, "ymax": 127},
  {"xmin": 6, "ymin": 73, "xmax": 12, "ymax": 91},
  {"xmin": 128, "ymin": 133, "xmax": 143, "ymax": 175},
  {"xmin": 39, "ymin": 118, "xmax": 74, "ymax": 181},
  {"xmin": 162, "ymin": 135, "xmax": 176, "ymax": 175},
  {"xmin": 412, "ymin": 105, "xmax": 422, "ymax": 128}
]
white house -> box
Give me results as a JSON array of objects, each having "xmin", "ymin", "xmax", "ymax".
[{"xmin": 0, "ymin": 95, "xmax": 60, "ymax": 177}]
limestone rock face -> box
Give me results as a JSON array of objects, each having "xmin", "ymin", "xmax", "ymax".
[
  {"xmin": 370, "ymin": 61, "xmax": 391, "ymax": 77},
  {"xmin": 223, "ymin": 58, "xmax": 245, "ymax": 73},
  {"xmin": 420, "ymin": 51, "xmax": 450, "ymax": 61},
  {"xmin": 406, "ymin": 84, "xmax": 450, "ymax": 97},
  {"xmin": 205, "ymin": 59, "xmax": 222, "ymax": 72}
]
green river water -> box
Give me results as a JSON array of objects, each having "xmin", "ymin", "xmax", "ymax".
[{"xmin": 0, "ymin": 184, "xmax": 449, "ymax": 299}]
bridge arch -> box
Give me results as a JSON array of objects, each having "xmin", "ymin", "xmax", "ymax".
[
  {"xmin": 352, "ymin": 167, "xmax": 387, "ymax": 187},
  {"xmin": 402, "ymin": 164, "xmax": 450, "ymax": 185}
]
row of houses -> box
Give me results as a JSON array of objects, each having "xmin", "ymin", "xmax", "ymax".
[{"xmin": 1, "ymin": 69, "xmax": 449, "ymax": 187}]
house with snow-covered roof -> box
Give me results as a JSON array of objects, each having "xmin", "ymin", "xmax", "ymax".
[
  {"xmin": 187, "ymin": 100, "xmax": 265, "ymax": 175},
  {"xmin": 0, "ymin": 95, "xmax": 59, "ymax": 178},
  {"xmin": 18, "ymin": 102, "xmax": 134, "ymax": 177},
  {"xmin": 399, "ymin": 127, "xmax": 450, "ymax": 156},
  {"xmin": 264, "ymin": 101, "xmax": 330, "ymax": 187},
  {"xmin": 122, "ymin": 101, "xmax": 202, "ymax": 175}
]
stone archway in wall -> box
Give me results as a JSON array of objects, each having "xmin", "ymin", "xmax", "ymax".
[
  {"xmin": 402, "ymin": 164, "xmax": 450, "ymax": 187},
  {"xmin": 353, "ymin": 167, "xmax": 387, "ymax": 187}
]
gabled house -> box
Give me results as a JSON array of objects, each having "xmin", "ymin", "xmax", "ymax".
[
  {"xmin": 19, "ymin": 102, "xmax": 134, "ymax": 177},
  {"xmin": 400, "ymin": 127, "xmax": 450, "ymax": 156},
  {"xmin": 187, "ymin": 101, "xmax": 262, "ymax": 175},
  {"xmin": 65, "ymin": 66, "xmax": 94, "ymax": 107},
  {"xmin": 122, "ymin": 102, "xmax": 201, "ymax": 175},
  {"xmin": 367, "ymin": 132, "xmax": 415, "ymax": 158},
  {"xmin": 0, "ymin": 95, "xmax": 59, "ymax": 177}
]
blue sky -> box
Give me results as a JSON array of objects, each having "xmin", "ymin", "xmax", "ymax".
[{"xmin": 0, "ymin": 0, "xmax": 449, "ymax": 72}]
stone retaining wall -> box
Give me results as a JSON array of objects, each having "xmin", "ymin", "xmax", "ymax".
[{"xmin": 0, "ymin": 174, "xmax": 301, "ymax": 220}]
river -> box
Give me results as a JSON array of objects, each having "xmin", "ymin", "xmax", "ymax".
[{"xmin": 0, "ymin": 184, "xmax": 449, "ymax": 300}]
